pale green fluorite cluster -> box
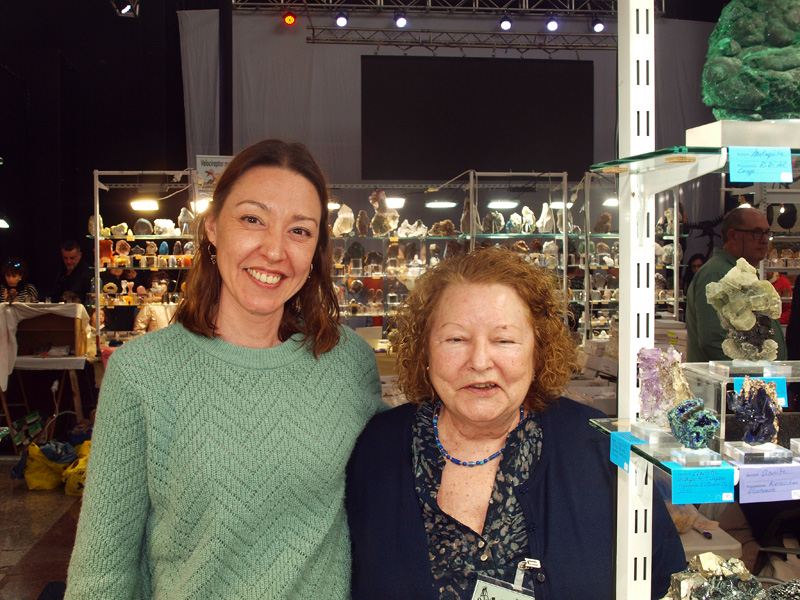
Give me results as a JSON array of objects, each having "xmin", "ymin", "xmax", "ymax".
[
  {"xmin": 702, "ymin": 0, "xmax": 800, "ymax": 120},
  {"xmin": 705, "ymin": 258, "xmax": 782, "ymax": 361}
]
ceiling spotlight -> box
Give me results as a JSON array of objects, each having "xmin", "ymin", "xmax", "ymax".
[
  {"xmin": 500, "ymin": 15, "xmax": 513, "ymax": 31},
  {"xmin": 602, "ymin": 197, "xmax": 619, "ymax": 207},
  {"xmin": 487, "ymin": 200, "xmax": 519, "ymax": 210},
  {"xmin": 425, "ymin": 200, "xmax": 458, "ymax": 209},
  {"xmin": 591, "ymin": 17, "xmax": 605, "ymax": 33},
  {"xmin": 546, "ymin": 15, "xmax": 559, "ymax": 31},
  {"xmin": 0, "ymin": 213, "xmax": 9, "ymax": 229},
  {"xmin": 110, "ymin": 0, "xmax": 138, "ymax": 17},
  {"xmin": 386, "ymin": 196, "xmax": 406, "ymax": 209},
  {"xmin": 283, "ymin": 11, "xmax": 297, "ymax": 26},
  {"xmin": 335, "ymin": 12, "xmax": 348, "ymax": 27},
  {"xmin": 394, "ymin": 11, "xmax": 407, "ymax": 28},
  {"xmin": 131, "ymin": 199, "xmax": 159, "ymax": 211}
]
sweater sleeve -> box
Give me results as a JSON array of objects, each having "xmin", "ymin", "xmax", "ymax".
[{"xmin": 65, "ymin": 348, "xmax": 151, "ymax": 600}]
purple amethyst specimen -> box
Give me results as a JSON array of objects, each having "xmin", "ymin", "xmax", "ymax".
[
  {"xmin": 667, "ymin": 399, "xmax": 720, "ymax": 450},
  {"xmin": 637, "ymin": 346, "xmax": 693, "ymax": 426},
  {"xmin": 726, "ymin": 376, "xmax": 781, "ymax": 444}
]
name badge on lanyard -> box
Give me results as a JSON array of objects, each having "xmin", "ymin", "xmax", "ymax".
[{"xmin": 469, "ymin": 559, "xmax": 540, "ymax": 600}]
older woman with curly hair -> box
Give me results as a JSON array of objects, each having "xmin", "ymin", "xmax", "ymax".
[{"xmin": 346, "ymin": 247, "xmax": 684, "ymax": 600}]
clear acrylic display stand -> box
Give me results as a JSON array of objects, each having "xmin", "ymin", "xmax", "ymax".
[
  {"xmin": 670, "ymin": 447, "xmax": 722, "ymax": 467},
  {"xmin": 630, "ymin": 420, "xmax": 676, "ymax": 445},
  {"xmin": 792, "ymin": 438, "xmax": 800, "ymax": 456},
  {"xmin": 722, "ymin": 441, "xmax": 795, "ymax": 464}
]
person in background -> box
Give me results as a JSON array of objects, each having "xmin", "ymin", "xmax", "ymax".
[
  {"xmin": 133, "ymin": 271, "xmax": 176, "ymax": 332},
  {"xmin": 681, "ymin": 253, "xmax": 705, "ymax": 295},
  {"xmin": 346, "ymin": 248, "xmax": 684, "ymax": 600},
  {"xmin": 686, "ymin": 207, "xmax": 786, "ymax": 362},
  {"xmin": 65, "ymin": 139, "xmax": 384, "ymax": 599},
  {"xmin": 51, "ymin": 240, "xmax": 93, "ymax": 303},
  {"xmin": 1, "ymin": 258, "xmax": 39, "ymax": 302},
  {"xmin": 768, "ymin": 271, "xmax": 792, "ymax": 324}
]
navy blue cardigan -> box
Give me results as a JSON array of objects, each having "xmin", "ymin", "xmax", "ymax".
[{"xmin": 346, "ymin": 398, "xmax": 685, "ymax": 600}]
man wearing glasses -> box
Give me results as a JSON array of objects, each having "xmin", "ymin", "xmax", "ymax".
[{"xmin": 686, "ymin": 206, "xmax": 787, "ymax": 362}]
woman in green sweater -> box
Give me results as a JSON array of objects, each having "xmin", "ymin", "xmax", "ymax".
[{"xmin": 65, "ymin": 140, "xmax": 384, "ymax": 599}]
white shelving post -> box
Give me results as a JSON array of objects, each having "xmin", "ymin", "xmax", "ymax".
[{"xmin": 616, "ymin": 1, "xmax": 657, "ymax": 598}]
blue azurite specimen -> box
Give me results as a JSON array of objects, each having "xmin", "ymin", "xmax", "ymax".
[
  {"xmin": 667, "ymin": 399, "xmax": 721, "ymax": 450},
  {"xmin": 726, "ymin": 376, "xmax": 781, "ymax": 444}
]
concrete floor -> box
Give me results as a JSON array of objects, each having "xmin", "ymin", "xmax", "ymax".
[{"xmin": 0, "ymin": 456, "xmax": 79, "ymax": 600}]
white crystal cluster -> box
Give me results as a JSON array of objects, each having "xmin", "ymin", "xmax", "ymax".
[{"xmin": 706, "ymin": 258, "xmax": 782, "ymax": 361}]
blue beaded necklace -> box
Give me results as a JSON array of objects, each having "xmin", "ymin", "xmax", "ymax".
[{"xmin": 433, "ymin": 401, "xmax": 525, "ymax": 467}]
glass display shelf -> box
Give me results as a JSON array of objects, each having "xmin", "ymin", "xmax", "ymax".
[
  {"xmin": 90, "ymin": 234, "xmax": 195, "ymax": 240},
  {"xmin": 591, "ymin": 146, "xmax": 800, "ymax": 174}
]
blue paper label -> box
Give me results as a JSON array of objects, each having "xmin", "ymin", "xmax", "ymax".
[
  {"xmin": 664, "ymin": 461, "xmax": 735, "ymax": 504},
  {"xmin": 733, "ymin": 377, "xmax": 788, "ymax": 408},
  {"xmin": 610, "ymin": 431, "xmax": 646, "ymax": 472},
  {"xmin": 729, "ymin": 146, "xmax": 792, "ymax": 183}
]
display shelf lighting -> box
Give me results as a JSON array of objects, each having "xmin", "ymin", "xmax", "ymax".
[
  {"xmin": 425, "ymin": 199, "xmax": 457, "ymax": 209},
  {"xmin": 0, "ymin": 213, "xmax": 9, "ymax": 229},
  {"xmin": 500, "ymin": 15, "xmax": 513, "ymax": 31},
  {"xmin": 394, "ymin": 11, "xmax": 407, "ymax": 28},
  {"xmin": 328, "ymin": 201, "xmax": 341, "ymax": 210},
  {"xmin": 335, "ymin": 12, "xmax": 348, "ymax": 27},
  {"xmin": 131, "ymin": 199, "xmax": 159, "ymax": 211},
  {"xmin": 386, "ymin": 196, "xmax": 406, "ymax": 209},
  {"xmin": 549, "ymin": 201, "xmax": 573, "ymax": 209},
  {"xmin": 487, "ymin": 199, "xmax": 519, "ymax": 210},
  {"xmin": 602, "ymin": 197, "xmax": 619, "ymax": 207}
]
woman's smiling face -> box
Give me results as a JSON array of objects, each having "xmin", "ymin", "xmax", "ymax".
[{"xmin": 205, "ymin": 165, "xmax": 321, "ymax": 335}]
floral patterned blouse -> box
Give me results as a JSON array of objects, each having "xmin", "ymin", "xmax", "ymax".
[{"xmin": 412, "ymin": 402, "xmax": 544, "ymax": 599}]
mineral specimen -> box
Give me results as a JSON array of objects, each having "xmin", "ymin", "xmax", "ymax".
[
  {"xmin": 507, "ymin": 212, "xmax": 523, "ymax": 234},
  {"xmin": 99, "ymin": 240, "xmax": 114, "ymax": 265},
  {"xmin": 702, "ymin": 0, "xmax": 800, "ymax": 120},
  {"xmin": 332, "ymin": 247, "xmax": 345, "ymax": 266},
  {"xmin": 365, "ymin": 251, "xmax": 383, "ymax": 266},
  {"xmin": 129, "ymin": 245, "xmax": 145, "ymax": 257},
  {"xmin": 332, "ymin": 204, "xmax": 355, "ymax": 237},
  {"xmin": 145, "ymin": 241, "xmax": 158, "ymax": 256},
  {"xmin": 662, "ymin": 552, "xmax": 764, "ymax": 600},
  {"xmin": 369, "ymin": 189, "xmax": 399, "ymax": 237},
  {"xmin": 173, "ymin": 241, "xmax": 183, "ymax": 256},
  {"xmin": 542, "ymin": 241, "xmax": 558, "ymax": 256},
  {"xmin": 706, "ymin": 258, "xmax": 782, "ymax": 361},
  {"xmin": 397, "ymin": 219, "xmax": 428, "ymax": 238},
  {"xmin": 668, "ymin": 399, "xmax": 721, "ymax": 450},
  {"xmin": 662, "ymin": 243, "xmax": 682, "ymax": 266},
  {"xmin": 153, "ymin": 219, "xmax": 176, "ymax": 236},
  {"xmin": 115, "ymin": 240, "xmax": 131, "ymax": 256},
  {"xmin": 726, "ymin": 376, "xmax": 782, "ymax": 444},
  {"xmin": 596, "ymin": 242, "xmax": 611, "ymax": 255},
  {"xmin": 512, "ymin": 240, "xmax": 529, "ymax": 254},
  {"xmin": 536, "ymin": 203, "xmax": 555, "ymax": 233},
  {"xmin": 184, "ymin": 242, "xmax": 195, "ymax": 256},
  {"xmin": 530, "ymin": 239, "xmax": 543, "ymax": 253},
  {"xmin": 158, "ymin": 241, "xmax": 169, "ymax": 255},
  {"xmin": 766, "ymin": 579, "xmax": 800, "ymax": 600},
  {"xmin": 482, "ymin": 211, "xmax": 504, "ymax": 234},
  {"xmin": 430, "ymin": 219, "xmax": 458, "ymax": 237},
  {"xmin": 356, "ymin": 210, "xmax": 369, "ymax": 236},
  {"xmin": 637, "ymin": 346, "xmax": 694, "ymax": 427},
  {"xmin": 178, "ymin": 207, "xmax": 195, "ymax": 235},
  {"xmin": 460, "ymin": 198, "xmax": 482, "ymax": 235},
  {"xmin": 521, "ymin": 206, "xmax": 536, "ymax": 233},
  {"xmin": 88, "ymin": 214, "xmax": 103, "ymax": 235},
  {"xmin": 111, "ymin": 223, "xmax": 128, "ymax": 237},
  {"xmin": 134, "ymin": 218, "xmax": 154, "ymax": 236},
  {"xmin": 593, "ymin": 212, "xmax": 612, "ymax": 233},
  {"xmin": 556, "ymin": 209, "xmax": 572, "ymax": 234}
]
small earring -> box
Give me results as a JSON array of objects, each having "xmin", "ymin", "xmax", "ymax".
[
  {"xmin": 308, "ymin": 263, "xmax": 313, "ymax": 280},
  {"xmin": 208, "ymin": 243, "xmax": 217, "ymax": 265}
]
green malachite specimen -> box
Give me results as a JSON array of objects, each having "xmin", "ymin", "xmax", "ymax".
[
  {"xmin": 702, "ymin": 0, "xmax": 800, "ymax": 120},
  {"xmin": 667, "ymin": 399, "xmax": 720, "ymax": 450}
]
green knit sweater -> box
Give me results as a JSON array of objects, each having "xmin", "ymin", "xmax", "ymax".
[{"xmin": 65, "ymin": 323, "xmax": 383, "ymax": 600}]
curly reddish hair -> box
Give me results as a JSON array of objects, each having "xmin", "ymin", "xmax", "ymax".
[{"xmin": 393, "ymin": 247, "xmax": 576, "ymax": 412}]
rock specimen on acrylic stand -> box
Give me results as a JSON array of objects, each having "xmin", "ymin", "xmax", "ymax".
[
  {"xmin": 637, "ymin": 346, "xmax": 694, "ymax": 427},
  {"xmin": 115, "ymin": 240, "xmax": 131, "ymax": 256},
  {"xmin": 706, "ymin": 257, "xmax": 782, "ymax": 361},
  {"xmin": 429, "ymin": 219, "xmax": 457, "ymax": 237},
  {"xmin": 356, "ymin": 210, "xmax": 369, "ymax": 236},
  {"xmin": 726, "ymin": 376, "xmax": 782, "ymax": 444},
  {"xmin": 368, "ymin": 189, "xmax": 399, "ymax": 237},
  {"xmin": 593, "ymin": 212, "xmax": 612, "ymax": 233},
  {"xmin": 145, "ymin": 241, "xmax": 158, "ymax": 256},
  {"xmin": 153, "ymin": 219, "xmax": 176, "ymax": 236},
  {"xmin": 134, "ymin": 218, "xmax": 154, "ymax": 236},
  {"xmin": 397, "ymin": 219, "xmax": 428, "ymax": 238},
  {"xmin": 506, "ymin": 213, "xmax": 523, "ymax": 234},
  {"xmin": 702, "ymin": 0, "xmax": 800, "ymax": 120},
  {"xmin": 668, "ymin": 399, "xmax": 720, "ymax": 450},
  {"xmin": 460, "ymin": 198, "xmax": 482, "ymax": 235},
  {"xmin": 178, "ymin": 207, "xmax": 195, "ymax": 235},
  {"xmin": 661, "ymin": 552, "xmax": 763, "ymax": 600},
  {"xmin": 482, "ymin": 211, "xmax": 504, "ymax": 234},
  {"xmin": 536, "ymin": 203, "xmax": 555, "ymax": 233},
  {"xmin": 332, "ymin": 204, "xmax": 354, "ymax": 237},
  {"xmin": 521, "ymin": 206, "xmax": 536, "ymax": 233}
]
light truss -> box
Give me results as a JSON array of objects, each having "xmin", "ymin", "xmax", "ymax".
[
  {"xmin": 233, "ymin": 0, "xmax": 622, "ymax": 16},
  {"xmin": 307, "ymin": 26, "xmax": 617, "ymax": 51}
]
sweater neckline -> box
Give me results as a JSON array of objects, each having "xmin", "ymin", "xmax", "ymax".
[{"xmin": 180, "ymin": 323, "xmax": 308, "ymax": 369}]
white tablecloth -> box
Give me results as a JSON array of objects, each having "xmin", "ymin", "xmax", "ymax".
[{"xmin": 0, "ymin": 303, "xmax": 89, "ymax": 391}]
